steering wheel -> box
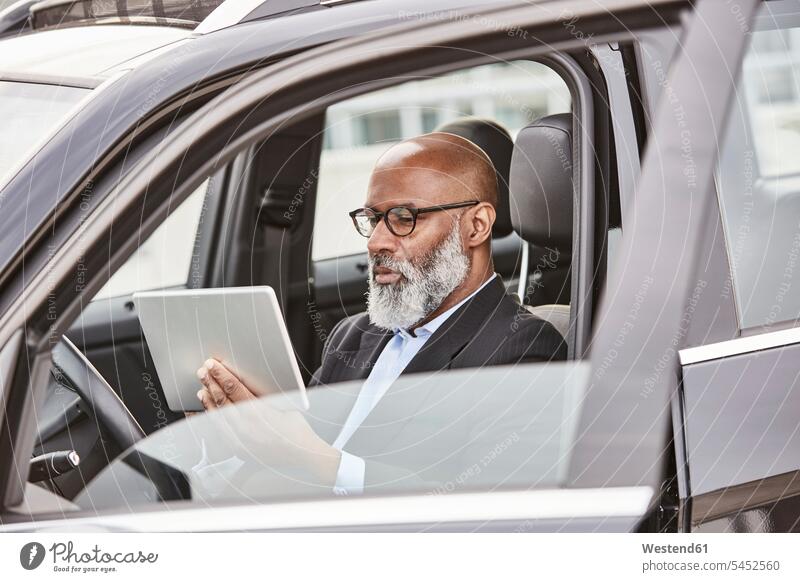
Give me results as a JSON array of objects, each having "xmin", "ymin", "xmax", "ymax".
[{"xmin": 52, "ymin": 336, "xmax": 145, "ymax": 452}]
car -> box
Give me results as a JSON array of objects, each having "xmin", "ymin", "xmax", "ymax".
[
  {"xmin": 0, "ymin": 0, "xmax": 796, "ymax": 533},
  {"xmin": 0, "ymin": 0, "xmax": 35, "ymax": 37},
  {"xmin": 0, "ymin": 0, "xmax": 316, "ymax": 38}
]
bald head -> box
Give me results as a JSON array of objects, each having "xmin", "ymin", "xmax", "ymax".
[{"xmin": 373, "ymin": 132, "xmax": 499, "ymax": 207}]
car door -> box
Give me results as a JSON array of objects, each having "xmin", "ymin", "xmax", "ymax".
[
  {"xmin": 0, "ymin": 0, "xmax": 758, "ymax": 530},
  {"xmin": 676, "ymin": 0, "xmax": 800, "ymax": 533}
]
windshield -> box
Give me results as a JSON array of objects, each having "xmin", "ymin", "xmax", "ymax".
[
  {"xmin": 76, "ymin": 362, "xmax": 589, "ymax": 511},
  {"xmin": 0, "ymin": 80, "xmax": 89, "ymax": 183}
]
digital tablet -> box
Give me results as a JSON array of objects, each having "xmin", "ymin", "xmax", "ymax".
[{"xmin": 133, "ymin": 286, "xmax": 309, "ymax": 412}]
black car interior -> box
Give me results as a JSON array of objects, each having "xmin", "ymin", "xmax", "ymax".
[{"xmin": 509, "ymin": 113, "xmax": 575, "ymax": 339}]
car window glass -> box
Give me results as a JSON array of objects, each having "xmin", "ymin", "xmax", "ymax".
[
  {"xmin": 716, "ymin": 8, "xmax": 800, "ymax": 329},
  {"xmin": 313, "ymin": 60, "xmax": 571, "ymax": 261},
  {"xmin": 74, "ymin": 362, "xmax": 589, "ymax": 511},
  {"xmin": 94, "ymin": 179, "xmax": 209, "ymax": 299},
  {"xmin": 0, "ymin": 81, "xmax": 89, "ymax": 185}
]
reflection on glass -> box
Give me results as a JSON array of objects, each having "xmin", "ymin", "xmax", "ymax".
[
  {"xmin": 77, "ymin": 363, "xmax": 589, "ymax": 511},
  {"xmin": 717, "ymin": 14, "xmax": 800, "ymax": 328},
  {"xmin": 743, "ymin": 26, "xmax": 800, "ymax": 177},
  {"xmin": 0, "ymin": 81, "xmax": 89, "ymax": 184}
]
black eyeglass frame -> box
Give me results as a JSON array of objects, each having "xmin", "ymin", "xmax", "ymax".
[{"xmin": 348, "ymin": 200, "xmax": 479, "ymax": 238}]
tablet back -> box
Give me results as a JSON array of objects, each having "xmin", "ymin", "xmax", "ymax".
[{"xmin": 133, "ymin": 286, "xmax": 308, "ymax": 412}]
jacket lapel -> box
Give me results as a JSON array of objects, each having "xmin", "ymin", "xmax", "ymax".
[
  {"xmin": 358, "ymin": 326, "xmax": 394, "ymax": 375},
  {"xmin": 329, "ymin": 326, "xmax": 393, "ymax": 383},
  {"xmin": 402, "ymin": 276, "xmax": 508, "ymax": 374}
]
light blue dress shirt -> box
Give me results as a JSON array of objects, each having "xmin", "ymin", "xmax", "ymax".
[{"xmin": 332, "ymin": 274, "xmax": 497, "ymax": 494}]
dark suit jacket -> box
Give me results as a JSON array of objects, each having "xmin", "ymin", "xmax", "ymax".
[{"xmin": 310, "ymin": 276, "xmax": 566, "ymax": 386}]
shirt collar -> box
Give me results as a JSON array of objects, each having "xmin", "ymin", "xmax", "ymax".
[{"xmin": 395, "ymin": 273, "xmax": 498, "ymax": 340}]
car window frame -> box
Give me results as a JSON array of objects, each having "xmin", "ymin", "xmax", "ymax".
[{"xmin": 307, "ymin": 51, "xmax": 595, "ymax": 361}]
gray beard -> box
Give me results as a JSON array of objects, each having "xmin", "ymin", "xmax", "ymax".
[{"xmin": 366, "ymin": 222, "xmax": 470, "ymax": 331}]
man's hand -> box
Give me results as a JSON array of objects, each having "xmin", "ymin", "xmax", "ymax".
[
  {"xmin": 195, "ymin": 358, "xmax": 341, "ymax": 486},
  {"xmin": 196, "ymin": 359, "xmax": 257, "ymax": 409}
]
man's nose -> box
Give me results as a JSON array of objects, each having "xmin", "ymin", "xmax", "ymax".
[{"xmin": 366, "ymin": 217, "xmax": 399, "ymax": 255}]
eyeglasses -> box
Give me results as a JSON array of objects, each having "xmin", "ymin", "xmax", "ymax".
[{"xmin": 349, "ymin": 201, "xmax": 479, "ymax": 238}]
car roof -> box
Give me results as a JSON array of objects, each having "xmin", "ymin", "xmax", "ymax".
[{"xmin": 0, "ymin": 24, "xmax": 192, "ymax": 84}]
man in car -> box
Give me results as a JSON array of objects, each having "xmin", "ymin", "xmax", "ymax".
[{"xmin": 195, "ymin": 131, "xmax": 566, "ymax": 493}]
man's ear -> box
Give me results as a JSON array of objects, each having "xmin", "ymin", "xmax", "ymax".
[{"xmin": 465, "ymin": 203, "xmax": 495, "ymax": 249}]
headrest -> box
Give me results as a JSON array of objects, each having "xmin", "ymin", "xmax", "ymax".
[
  {"xmin": 509, "ymin": 113, "xmax": 574, "ymax": 250},
  {"xmin": 435, "ymin": 117, "xmax": 513, "ymax": 237}
]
